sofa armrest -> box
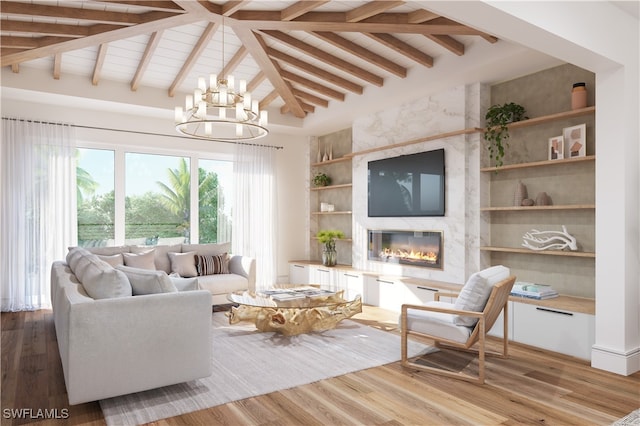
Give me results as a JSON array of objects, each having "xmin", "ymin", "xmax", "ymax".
[
  {"xmin": 64, "ymin": 289, "xmax": 212, "ymax": 404},
  {"xmin": 229, "ymin": 255, "xmax": 256, "ymax": 292}
]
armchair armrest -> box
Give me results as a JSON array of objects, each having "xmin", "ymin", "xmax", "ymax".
[
  {"xmin": 434, "ymin": 291, "xmax": 460, "ymax": 301},
  {"xmin": 401, "ymin": 303, "xmax": 484, "ymax": 319},
  {"xmin": 229, "ymin": 255, "xmax": 256, "ymax": 292}
]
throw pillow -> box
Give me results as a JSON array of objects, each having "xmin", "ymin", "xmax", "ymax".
[
  {"xmin": 116, "ymin": 265, "xmax": 177, "ymax": 295},
  {"xmin": 131, "ymin": 244, "xmax": 181, "ymax": 274},
  {"xmin": 168, "ymin": 274, "xmax": 200, "ymax": 292},
  {"xmin": 66, "ymin": 247, "xmax": 132, "ymax": 299},
  {"xmin": 195, "ymin": 253, "xmax": 229, "ymax": 276},
  {"xmin": 123, "ymin": 250, "xmax": 156, "ymax": 270},
  {"xmin": 97, "ymin": 253, "xmax": 124, "ymax": 267},
  {"xmin": 453, "ymin": 265, "xmax": 510, "ymax": 327},
  {"xmin": 168, "ymin": 251, "xmax": 198, "ymax": 277}
]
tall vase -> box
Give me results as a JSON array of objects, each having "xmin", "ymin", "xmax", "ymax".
[{"xmin": 322, "ymin": 246, "xmax": 337, "ymax": 266}]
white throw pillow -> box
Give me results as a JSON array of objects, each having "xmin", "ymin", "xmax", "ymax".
[
  {"xmin": 169, "ymin": 274, "xmax": 200, "ymax": 292},
  {"xmin": 116, "ymin": 265, "xmax": 177, "ymax": 295},
  {"xmin": 66, "ymin": 247, "xmax": 132, "ymax": 299},
  {"xmin": 123, "ymin": 250, "xmax": 156, "ymax": 270},
  {"xmin": 168, "ymin": 251, "xmax": 198, "ymax": 277},
  {"xmin": 97, "ymin": 253, "xmax": 124, "ymax": 267},
  {"xmin": 453, "ymin": 265, "xmax": 510, "ymax": 326}
]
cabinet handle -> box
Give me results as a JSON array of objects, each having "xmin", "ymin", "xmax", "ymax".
[
  {"xmin": 417, "ymin": 286, "xmax": 438, "ymax": 292},
  {"xmin": 344, "ymin": 274, "xmax": 359, "ymax": 278},
  {"xmin": 318, "ymin": 269, "xmax": 329, "ymax": 273},
  {"xmin": 536, "ymin": 307, "xmax": 573, "ymax": 316},
  {"xmin": 293, "ymin": 265, "xmax": 305, "ymax": 269},
  {"xmin": 376, "ymin": 279, "xmax": 394, "ymax": 285}
]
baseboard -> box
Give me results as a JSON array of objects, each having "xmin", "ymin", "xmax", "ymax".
[{"xmin": 591, "ymin": 344, "xmax": 640, "ymax": 375}]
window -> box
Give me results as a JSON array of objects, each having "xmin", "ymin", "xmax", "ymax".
[
  {"xmin": 76, "ymin": 148, "xmax": 232, "ymax": 246},
  {"xmin": 76, "ymin": 148, "xmax": 115, "ymax": 247}
]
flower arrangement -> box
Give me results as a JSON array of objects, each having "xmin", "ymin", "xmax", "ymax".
[{"xmin": 316, "ymin": 229, "xmax": 344, "ymax": 266}]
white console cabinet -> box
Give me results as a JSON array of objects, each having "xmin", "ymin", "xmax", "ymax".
[
  {"xmin": 289, "ymin": 263, "xmax": 310, "ymax": 285},
  {"xmin": 336, "ymin": 270, "xmax": 364, "ymax": 300}
]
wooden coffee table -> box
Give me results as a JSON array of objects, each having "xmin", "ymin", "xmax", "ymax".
[{"xmin": 227, "ymin": 285, "xmax": 362, "ymax": 336}]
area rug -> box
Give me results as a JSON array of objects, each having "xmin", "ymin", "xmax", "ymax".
[
  {"xmin": 613, "ymin": 409, "xmax": 640, "ymax": 425},
  {"xmin": 100, "ymin": 312, "xmax": 431, "ymax": 425}
]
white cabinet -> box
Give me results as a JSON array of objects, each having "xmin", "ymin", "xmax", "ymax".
[
  {"xmin": 487, "ymin": 301, "xmax": 514, "ymax": 339},
  {"xmin": 308, "ymin": 265, "xmax": 333, "ymax": 288},
  {"xmin": 289, "ymin": 263, "xmax": 309, "ymax": 285},
  {"xmin": 336, "ymin": 271, "xmax": 363, "ymax": 300},
  {"xmin": 403, "ymin": 283, "xmax": 440, "ymax": 305},
  {"xmin": 363, "ymin": 275, "xmax": 402, "ymax": 310},
  {"xmin": 512, "ymin": 302, "xmax": 594, "ymax": 360}
]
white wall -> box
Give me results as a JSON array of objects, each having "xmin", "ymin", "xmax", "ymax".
[{"xmin": 0, "ymin": 98, "xmax": 308, "ymax": 281}]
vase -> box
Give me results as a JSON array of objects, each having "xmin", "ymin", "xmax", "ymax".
[
  {"xmin": 322, "ymin": 247, "xmax": 337, "ymax": 266},
  {"xmin": 514, "ymin": 181, "xmax": 528, "ymax": 207},
  {"xmin": 571, "ymin": 82, "xmax": 587, "ymax": 110}
]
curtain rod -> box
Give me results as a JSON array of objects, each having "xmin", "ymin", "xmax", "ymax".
[{"xmin": 1, "ymin": 117, "xmax": 284, "ymax": 150}]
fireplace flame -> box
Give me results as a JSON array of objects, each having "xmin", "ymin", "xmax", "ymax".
[{"xmin": 380, "ymin": 248, "xmax": 438, "ymax": 263}]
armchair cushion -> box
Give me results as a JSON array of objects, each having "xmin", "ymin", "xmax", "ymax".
[
  {"xmin": 405, "ymin": 301, "xmax": 473, "ymax": 344},
  {"xmin": 453, "ymin": 265, "xmax": 510, "ymax": 326}
]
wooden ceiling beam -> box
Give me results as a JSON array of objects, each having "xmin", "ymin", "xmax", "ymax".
[
  {"xmin": 425, "ymin": 34, "xmax": 464, "ymax": 56},
  {"xmin": 292, "ymin": 88, "xmax": 329, "ymax": 108},
  {"xmin": 92, "ymin": 44, "xmax": 109, "ymax": 86},
  {"xmin": 279, "ymin": 70, "xmax": 345, "ymax": 101},
  {"xmin": 221, "ymin": 46, "xmax": 248, "ymax": 78},
  {"xmin": 131, "ymin": 30, "xmax": 163, "ymax": 91},
  {"xmin": 281, "ymin": 100, "xmax": 314, "ymax": 115},
  {"xmin": 222, "ymin": 1, "xmax": 250, "ymax": 16},
  {"xmin": 258, "ymin": 89, "xmax": 280, "ymax": 111},
  {"xmin": 168, "ymin": 22, "xmax": 218, "ymax": 97},
  {"xmin": 281, "ymin": 1, "xmax": 329, "ymax": 21},
  {"xmin": 247, "ymin": 71, "xmax": 266, "ymax": 93},
  {"xmin": 233, "ymin": 28, "xmax": 305, "ymax": 118},
  {"xmin": 407, "ymin": 9, "xmax": 439, "ymax": 23},
  {"xmin": 261, "ymin": 30, "xmax": 383, "ymax": 86},
  {"xmin": 91, "ymin": 1, "xmax": 185, "ymax": 13},
  {"xmin": 365, "ymin": 33, "xmax": 433, "ymax": 68},
  {"xmin": 266, "ymin": 46, "xmax": 363, "ymax": 94},
  {"xmin": 0, "ymin": 20, "xmax": 89, "ymax": 37},
  {"xmin": 0, "ymin": 36, "xmax": 74, "ymax": 49},
  {"xmin": 171, "ymin": 0, "xmax": 220, "ymax": 15},
  {"xmin": 345, "ymin": 1, "xmax": 405, "ymax": 22},
  {"xmin": 311, "ymin": 31, "xmax": 406, "ymax": 78}
]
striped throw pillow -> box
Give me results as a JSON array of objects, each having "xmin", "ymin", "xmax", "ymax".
[{"xmin": 195, "ymin": 253, "xmax": 229, "ymax": 276}]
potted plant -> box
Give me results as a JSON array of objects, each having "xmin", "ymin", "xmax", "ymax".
[
  {"xmin": 316, "ymin": 229, "xmax": 344, "ymax": 266},
  {"xmin": 484, "ymin": 102, "xmax": 528, "ymax": 168},
  {"xmin": 313, "ymin": 172, "xmax": 331, "ymax": 187}
]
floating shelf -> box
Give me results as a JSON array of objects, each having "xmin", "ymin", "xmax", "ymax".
[
  {"xmin": 311, "ymin": 237, "xmax": 353, "ymax": 243},
  {"xmin": 481, "ymin": 204, "xmax": 595, "ymax": 212},
  {"xmin": 310, "ymin": 183, "xmax": 352, "ymax": 191},
  {"xmin": 480, "ymin": 246, "xmax": 595, "ymax": 258},
  {"xmin": 311, "ymin": 211, "xmax": 352, "ymax": 215},
  {"xmin": 503, "ymin": 106, "xmax": 595, "ymax": 130},
  {"xmin": 311, "ymin": 156, "xmax": 351, "ymax": 167},
  {"xmin": 481, "ymin": 155, "xmax": 595, "ymax": 173}
]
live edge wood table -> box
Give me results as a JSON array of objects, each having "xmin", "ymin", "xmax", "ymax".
[{"xmin": 227, "ymin": 286, "xmax": 362, "ymax": 336}]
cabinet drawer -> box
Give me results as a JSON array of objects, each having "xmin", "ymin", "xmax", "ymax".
[
  {"xmin": 513, "ymin": 302, "xmax": 594, "ymax": 360},
  {"xmin": 289, "ymin": 264, "xmax": 309, "ymax": 285}
]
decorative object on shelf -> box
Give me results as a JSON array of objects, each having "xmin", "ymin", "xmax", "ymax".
[
  {"xmin": 484, "ymin": 102, "xmax": 528, "ymax": 168},
  {"xmin": 174, "ymin": 18, "xmax": 268, "ymax": 142},
  {"xmin": 316, "ymin": 229, "xmax": 345, "ymax": 266},
  {"xmin": 535, "ymin": 192, "xmax": 551, "ymax": 206},
  {"xmin": 522, "ymin": 225, "xmax": 577, "ymax": 251},
  {"xmin": 328, "ymin": 142, "xmax": 333, "ymax": 160},
  {"xmin": 548, "ymin": 135, "xmax": 564, "ymax": 160},
  {"xmin": 312, "ymin": 172, "xmax": 331, "ymax": 187},
  {"xmin": 563, "ymin": 124, "xmax": 586, "ymax": 158},
  {"xmin": 320, "ymin": 202, "xmax": 335, "ymax": 212},
  {"xmin": 514, "ymin": 180, "xmax": 528, "ymax": 207},
  {"xmin": 314, "ymin": 137, "xmax": 322, "ymax": 163},
  {"xmin": 521, "ymin": 198, "xmax": 535, "ymax": 206},
  {"xmin": 571, "ymin": 82, "xmax": 587, "ymax": 110}
]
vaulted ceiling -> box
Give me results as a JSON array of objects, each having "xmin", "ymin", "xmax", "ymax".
[{"xmin": 1, "ymin": 0, "xmax": 506, "ymax": 127}]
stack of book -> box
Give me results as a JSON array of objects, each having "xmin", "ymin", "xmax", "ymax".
[{"xmin": 511, "ymin": 282, "xmax": 559, "ymax": 300}]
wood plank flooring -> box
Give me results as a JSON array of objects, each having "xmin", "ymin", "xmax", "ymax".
[{"xmin": 1, "ymin": 306, "xmax": 638, "ymax": 426}]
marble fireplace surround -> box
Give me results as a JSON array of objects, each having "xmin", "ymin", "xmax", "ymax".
[{"xmin": 351, "ymin": 83, "xmax": 487, "ymax": 284}]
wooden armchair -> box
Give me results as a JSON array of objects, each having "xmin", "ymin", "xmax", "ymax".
[{"xmin": 400, "ymin": 267, "xmax": 516, "ymax": 384}]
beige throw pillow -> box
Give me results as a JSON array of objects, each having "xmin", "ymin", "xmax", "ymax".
[
  {"xmin": 66, "ymin": 247, "xmax": 132, "ymax": 299},
  {"xmin": 117, "ymin": 265, "xmax": 177, "ymax": 295},
  {"xmin": 123, "ymin": 250, "xmax": 156, "ymax": 270},
  {"xmin": 97, "ymin": 253, "xmax": 124, "ymax": 267},
  {"xmin": 168, "ymin": 251, "xmax": 198, "ymax": 277}
]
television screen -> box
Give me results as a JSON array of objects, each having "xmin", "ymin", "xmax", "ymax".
[{"xmin": 368, "ymin": 148, "xmax": 445, "ymax": 217}]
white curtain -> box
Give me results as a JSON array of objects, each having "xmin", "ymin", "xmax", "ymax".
[
  {"xmin": 1, "ymin": 118, "xmax": 77, "ymax": 311},
  {"xmin": 233, "ymin": 143, "xmax": 278, "ymax": 291}
]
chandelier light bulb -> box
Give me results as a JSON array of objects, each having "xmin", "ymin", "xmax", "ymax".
[
  {"xmin": 219, "ymin": 106, "xmax": 226, "ymax": 119},
  {"xmin": 227, "ymin": 75, "xmax": 234, "ymax": 91},
  {"xmin": 185, "ymin": 95, "xmax": 193, "ymax": 110},
  {"xmin": 260, "ymin": 110, "xmax": 268, "ymax": 127},
  {"xmin": 209, "ymin": 74, "xmax": 217, "ymax": 89},
  {"xmin": 252, "ymin": 99, "xmax": 259, "ymax": 115},
  {"xmin": 174, "ymin": 106, "xmax": 183, "ymax": 124},
  {"xmin": 194, "ymin": 89, "xmax": 202, "ymax": 104},
  {"xmin": 197, "ymin": 100, "xmax": 206, "ymax": 118},
  {"xmin": 219, "ymin": 87, "xmax": 227, "ymax": 106},
  {"xmin": 243, "ymin": 92, "xmax": 251, "ymax": 109},
  {"xmin": 239, "ymin": 79, "xmax": 246, "ymax": 95},
  {"xmin": 236, "ymin": 124, "xmax": 242, "ymax": 137},
  {"xmin": 198, "ymin": 77, "xmax": 206, "ymax": 92},
  {"xmin": 236, "ymin": 102, "xmax": 243, "ymax": 120},
  {"xmin": 205, "ymin": 122, "xmax": 212, "ymax": 136}
]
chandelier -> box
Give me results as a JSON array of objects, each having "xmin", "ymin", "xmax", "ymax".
[{"xmin": 174, "ymin": 22, "xmax": 268, "ymax": 142}]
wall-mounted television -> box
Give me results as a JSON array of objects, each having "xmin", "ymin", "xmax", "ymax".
[{"xmin": 368, "ymin": 148, "xmax": 445, "ymax": 217}]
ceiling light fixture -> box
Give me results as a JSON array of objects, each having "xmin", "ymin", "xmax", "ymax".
[{"xmin": 174, "ymin": 19, "xmax": 268, "ymax": 142}]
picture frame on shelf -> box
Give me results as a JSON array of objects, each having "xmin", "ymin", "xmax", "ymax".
[
  {"xmin": 563, "ymin": 124, "xmax": 586, "ymax": 158},
  {"xmin": 548, "ymin": 135, "xmax": 564, "ymax": 160}
]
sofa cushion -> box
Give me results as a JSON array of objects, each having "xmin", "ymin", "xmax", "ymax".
[
  {"xmin": 123, "ymin": 250, "xmax": 156, "ymax": 270},
  {"xmin": 66, "ymin": 247, "xmax": 132, "ymax": 299},
  {"xmin": 84, "ymin": 245, "xmax": 130, "ymax": 255},
  {"xmin": 453, "ymin": 265, "xmax": 510, "ymax": 326},
  {"xmin": 168, "ymin": 251, "xmax": 198, "ymax": 278},
  {"xmin": 97, "ymin": 253, "xmax": 124, "ymax": 267},
  {"xmin": 195, "ymin": 253, "xmax": 229, "ymax": 276},
  {"xmin": 182, "ymin": 242, "xmax": 230, "ymax": 256},
  {"xmin": 131, "ymin": 244, "xmax": 181, "ymax": 274},
  {"xmin": 197, "ymin": 273, "xmax": 248, "ymax": 295},
  {"xmin": 169, "ymin": 274, "xmax": 200, "ymax": 292},
  {"xmin": 116, "ymin": 265, "xmax": 177, "ymax": 295}
]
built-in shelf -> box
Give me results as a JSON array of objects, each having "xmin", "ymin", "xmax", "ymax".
[
  {"xmin": 480, "ymin": 246, "xmax": 595, "ymax": 258},
  {"xmin": 311, "ymin": 156, "xmax": 351, "ymax": 167},
  {"xmin": 503, "ymin": 106, "xmax": 595, "ymax": 130},
  {"xmin": 311, "ymin": 237, "xmax": 353, "ymax": 243},
  {"xmin": 481, "ymin": 204, "xmax": 595, "ymax": 212},
  {"xmin": 508, "ymin": 294, "xmax": 595, "ymax": 315},
  {"xmin": 310, "ymin": 183, "xmax": 352, "ymax": 191},
  {"xmin": 311, "ymin": 211, "xmax": 352, "ymax": 215},
  {"xmin": 481, "ymin": 155, "xmax": 595, "ymax": 173}
]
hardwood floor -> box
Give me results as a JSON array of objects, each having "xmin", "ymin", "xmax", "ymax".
[{"xmin": 2, "ymin": 306, "xmax": 638, "ymax": 426}]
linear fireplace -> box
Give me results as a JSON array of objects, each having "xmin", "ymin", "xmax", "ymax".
[{"xmin": 368, "ymin": 230, "xmax": 443, "ymax": 270}]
